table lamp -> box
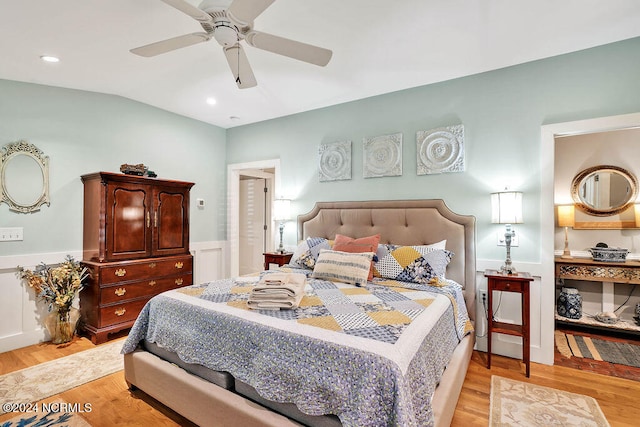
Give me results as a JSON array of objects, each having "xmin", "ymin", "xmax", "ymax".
[
  {"xmin": 557, "ymin": 205, "xmax": 575, "ymax": 259},
  {"xmin": 273, "ymin": 198, "xmax": 291, "ymax": 253},
  {"xmin": 491, "ymin": 191, "xmax": 523, "ymax": 274}
]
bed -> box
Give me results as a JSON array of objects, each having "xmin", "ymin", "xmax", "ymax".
[{"xmin": 123, "ymin": 200, "xmax": 476, "ymax": 427}]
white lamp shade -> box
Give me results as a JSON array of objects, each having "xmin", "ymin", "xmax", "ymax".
[
  {"xmin": 491, "ymin": 191, "xmax": 523, "ymax": 224},
  {"xmin": 273, "ymin": 199, "xmax": 291, "ymax": 221},
  {"xmin": 557, "ymin": 205, "xmax": 575, "ymax": 227}
]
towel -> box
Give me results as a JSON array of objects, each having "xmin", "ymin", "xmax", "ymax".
[{"xmin": 247, "ymin": 273, "xmax": 306, "ymax": 310}]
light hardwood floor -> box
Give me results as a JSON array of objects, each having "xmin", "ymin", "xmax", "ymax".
[{"xmin": 1, "ymin": 337, "xmax": 638, "ymax": 426}]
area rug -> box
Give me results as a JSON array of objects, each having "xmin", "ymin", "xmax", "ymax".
[
  {"xmin": 0, "ymin": 340, "xmax": 124, "ymax": 414},
  {"xmin": 555, "ymin": 330, "xmax": 640, "ymax": 368},
  {"xmin": 1, "ymin": 398, "xmax": 91, "ymax": 426},
  {"xmin": 489, "ymin": 375, "xmax": 610, "ymax": 426}
]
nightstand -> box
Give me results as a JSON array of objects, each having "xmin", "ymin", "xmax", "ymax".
[
  {"xmin": 484, "ymin": 269, "xmax": 534, "ymax": 377},
  {"xmin": 263, "ymin": 252, "xmax": 293, "ymax": 271}
]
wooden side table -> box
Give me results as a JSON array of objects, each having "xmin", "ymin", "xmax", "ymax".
[
  {"xmin": 484, "ymin": 269, "xmax": 534, "ymax": 377},
  {"xmin": 263, "ymin": 252, "xmax": 293, "ymax": 271}
]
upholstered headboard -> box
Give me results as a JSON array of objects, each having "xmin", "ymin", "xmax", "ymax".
[{"xmin": 297, "ymin": 200, "xmax": 476, "ymax": 320}]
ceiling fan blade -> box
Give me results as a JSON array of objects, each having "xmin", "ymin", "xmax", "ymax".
[
  {"xmin": 161, "ymin": 0, "xmax": 213, "ymax": 23},
  {"xmin": 224, "ymin": 44, "xmax": 257, "ymax": 89},
  {"xmin": 245, "ymin": 31, "xmax": 332, "ymax": 66},
  {"xmin": 227, "ymin": 0, "xmax": 275, "ymax": 26},
  {"xmin": 130, "ymin": 32, "xmax": 211, "ymax": 57}
]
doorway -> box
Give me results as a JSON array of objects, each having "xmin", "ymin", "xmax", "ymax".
[
  {"xmin": 239, "ymin": 170, "xmax": 274, "ymax": 275},
  {"xmin": 540, "ymin": 111, "xmax": 640, "ymax": 366},
  {"xmin": 227, "ymin": 159, "xmax": 281, "ymax": 277}
]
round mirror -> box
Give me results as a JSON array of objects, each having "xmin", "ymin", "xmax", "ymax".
[
  {"xmin": 571, "ymin": 165, "xmax": 638, "ymax": 216},
  {"xmin": 0, "ymin": 140, "xmax": 50, "ymax": 213}
]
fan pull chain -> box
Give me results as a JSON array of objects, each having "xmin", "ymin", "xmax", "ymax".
[{"xmin": 236, "ymin": 33, "xmax": 241, "ymax": 85}]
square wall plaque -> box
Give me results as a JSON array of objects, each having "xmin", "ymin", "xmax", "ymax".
[
  {"xmin": 363, "ymin": 133, "xmax": 402, "ymax": 178},
  {"xmin": 318, "ymin": 140, "xmax": 352, "ymax": 182},
  {"xmin": 416, "ymin": 124, "xmax": 465, "ymax": 175}
]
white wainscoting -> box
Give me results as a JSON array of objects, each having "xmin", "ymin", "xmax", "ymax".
[
  {"xmin": 0, "ymin": 241, "xmax": 227, "ymax": 352},
  {"xmin": 190, "ymin": 241, "xmax": 228, "ymax": 284},
  {"xmin": 3, "ymin": 249, "xmax": 554, "ymax": 364}
]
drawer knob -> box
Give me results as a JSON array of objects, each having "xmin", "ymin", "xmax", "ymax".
[
  {"xmin": 115, "ymin": 308, "xmax": 126, "ymax": 316},
  {"xmin": 115, "ymin": 268, "xmax": 126, "ymax": 277},
  {"xmin": 149, "ymin": 280, "xmax": 156, "ymax": 287},
  {"xmin": 505, "ymin": 283, "xmax": 511, "ymax": 289},
  {"xmin": 114, "ymin": 288, "xmax": 126, "ymax": 297},
  {"xmin": 175, "ymin": 278, "xmax": 183, "ymax": 286},
  {"xmin": 175, "ymin": 261, "xmax": 184, "ymax": 269},
  {"xmin": 149, "ymin": 262, "xmax": 157, "ymax": 269}
]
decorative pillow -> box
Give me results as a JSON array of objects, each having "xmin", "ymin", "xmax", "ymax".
[
  {"xmin": 311, "ymin": 249, "xmax": 374, "ymax": 286},
  {"xmin": 290, "ymin": 237, "xmax": 333, "ymax": 269},
  {"xmin": 426, "ymin": 239, "xmax": 447, "ymax": 250},
  {"xmin": 332, "ymin": 234, "xmax": 381, "ymax": 281},
  {"xmin": 373, "ymin": 245, "xmax": 453, "ymax": 284},
  {"xmin": 374, "ymin": 240, "xmax": 446, "ymax": 263}
]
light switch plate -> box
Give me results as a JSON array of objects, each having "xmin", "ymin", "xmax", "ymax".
[{"xmin": 0, "ymin": 227, "xmax": 23, "ymax": 241}]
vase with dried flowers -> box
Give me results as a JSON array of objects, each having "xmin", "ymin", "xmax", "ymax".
[{"xmin": 18, "ymin": 255, "xmax": 87, "ymax": 344}]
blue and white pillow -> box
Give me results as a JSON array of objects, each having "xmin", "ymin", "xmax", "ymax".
[
  {"xmin": 290, "ymin": 237, "xmax": 333, "ymax": 269},
  {"xmin": 374, "ymin": 245, "xmax": 453, "ymax": 284}
]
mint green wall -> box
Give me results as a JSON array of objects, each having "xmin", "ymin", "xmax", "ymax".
[
  {"xmin": 226, "ymin": 37, "xmax": 640, "ymax": 262},
  {"xmin": 0, "ymin": 80, "xmax": 227, "ymax": 256},
  {"xmin": 2, "ymin": 38, "xmax": 640, "ymax": 262}
]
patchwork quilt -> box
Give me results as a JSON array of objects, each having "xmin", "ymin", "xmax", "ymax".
[{"xmin": 122, "ymin": 268, "xmax": 473, "ymax": 427}]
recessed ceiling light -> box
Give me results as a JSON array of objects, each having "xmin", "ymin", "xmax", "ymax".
[
  {"xmin": 206, "ymin": 97, "xmax": 217, "ymax": 105},
  {"xmin": 229, "ymin": 116, "xmax": 240, "ymax": 121},
  {"xmin": 40, "ymin": 55, "xmax": 60, "ymax": 63}
]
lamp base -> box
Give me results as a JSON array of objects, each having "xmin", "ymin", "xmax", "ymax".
[
  {"xmin": 561, "ymin": 227, "xmax": 573, "ymax": 259},
  {"xmin": 500, "ymin": 225, "xmax": 517, "ymax": 274},
  {"xmin": 277, "ymin": 222, "xmax": 285, "ymax": 254},
  {"xmin": 500, "ymin": 264, "xmax": 517, "ymax": 275}
]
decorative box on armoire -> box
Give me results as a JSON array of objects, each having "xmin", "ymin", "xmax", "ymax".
[{"xmin": 80, "ymin": 172, "xmax": 194, "ymax": 344}]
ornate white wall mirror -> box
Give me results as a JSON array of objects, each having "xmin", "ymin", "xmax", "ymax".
[{"xmin": 0, "ymin": 140, "xmax": 50, "ymax": 213}]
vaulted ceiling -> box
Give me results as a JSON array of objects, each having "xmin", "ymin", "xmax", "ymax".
[{"xmin": 2, "ymin": 1, "xmax": 640, "ymax": 128}]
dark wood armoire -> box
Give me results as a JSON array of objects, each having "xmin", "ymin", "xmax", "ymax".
[{"xmin": 80, "ymin": 172, "xmax": 194, "ymax": 343}]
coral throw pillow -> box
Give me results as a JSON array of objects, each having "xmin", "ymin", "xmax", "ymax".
[{"xmin": 332, "ymin": 234, "xmax": 381, "ymax": 281}]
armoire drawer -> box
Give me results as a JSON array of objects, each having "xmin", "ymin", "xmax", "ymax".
[
  {"xmin": 99, "ymin": 298, "xmax": 150, "ymax": 327},
  {"xmin": 100, "ymin": 274, "xmax": 193, "ymax": 305},
  {"xmin": 99, "ymin": 256, "xmax": 193, "ymax": 285}
]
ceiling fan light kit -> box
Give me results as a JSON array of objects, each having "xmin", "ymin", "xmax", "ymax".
[{"xmin": 130, "ymin": 0, "xmax": 332, "ymax": 89}]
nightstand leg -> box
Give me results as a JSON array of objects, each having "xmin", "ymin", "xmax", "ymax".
[
  {"xmin": 522, "ymin": 290, "xmax": 530, "ymax": 377},
  {"xmin": 487, "ymin": 287, "xmax": 493, "ymax": 369}
]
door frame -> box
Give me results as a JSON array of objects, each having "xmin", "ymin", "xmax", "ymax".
[
  {"xmin": 540, "ymin": 111, "xmax": 640, "ymax": 365},
  {"xmin": 228, "ymin": 159, "xmax": 281, "ymax": 277}
]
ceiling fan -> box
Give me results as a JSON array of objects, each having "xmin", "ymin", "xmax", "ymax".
[{"xmin": 130, "ymin": 0, "xmax": 332, "ymax": 89}]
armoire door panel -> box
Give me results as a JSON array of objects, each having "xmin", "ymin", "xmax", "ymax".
[
  {"xmin": 156, "ymin": 191, "xmax": 186, "ymax": 251},
  {"xmin": 153, "ymin": 188, "xmax": 189, "ymax": 256},
  {"xmin": 106, "ymin": 184, "xmax": 151, "ymax": 260}
]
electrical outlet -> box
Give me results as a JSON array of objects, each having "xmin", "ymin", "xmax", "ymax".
[
  {"xmin": 0, "ymin": 227, "xmax": 23, "ymax": 241},
  {"xmin": 478, "ymin": 289, "xmax": 487, "ymax": 303}
]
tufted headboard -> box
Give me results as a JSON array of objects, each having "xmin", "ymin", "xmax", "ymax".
[{"xmin": 297, "ymin": 200, "xmax": 476, "ymax": 320}]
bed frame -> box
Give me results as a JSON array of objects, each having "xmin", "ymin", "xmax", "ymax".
[{"xmin": 124, "ymin": 200, "xmax": 476, "ymax": 427}]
